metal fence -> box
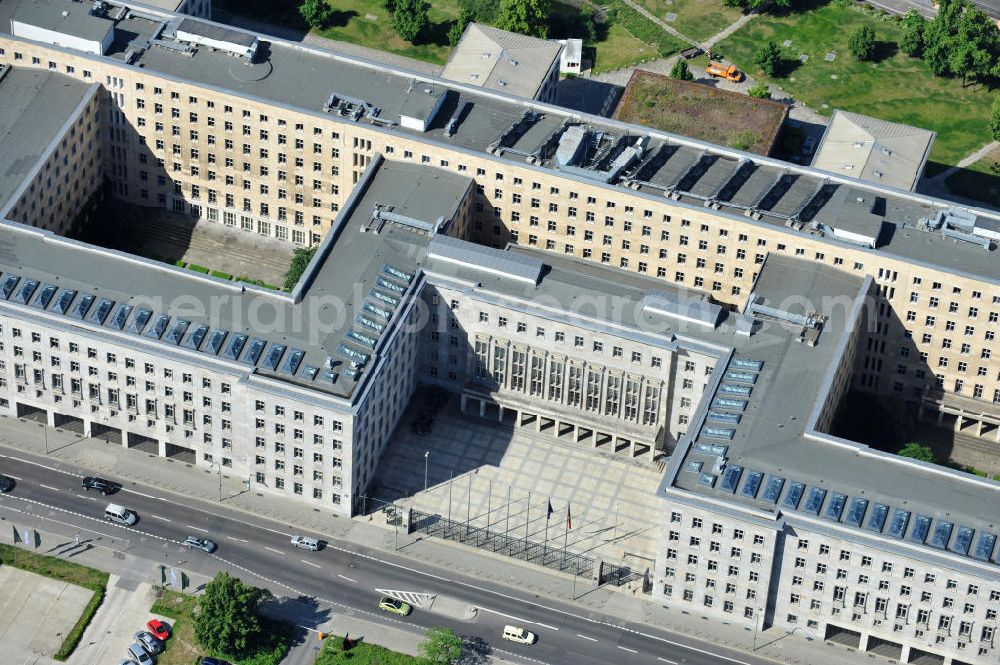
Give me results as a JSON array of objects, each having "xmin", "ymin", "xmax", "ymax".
[{"xmin": 411, "ymin": 509, "xmax": 595, "ymax": 578}]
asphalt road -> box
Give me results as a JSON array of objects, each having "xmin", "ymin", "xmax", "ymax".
[{"xmin": 0, "ymin": 449, "xmax": 771, "ymax": 665}]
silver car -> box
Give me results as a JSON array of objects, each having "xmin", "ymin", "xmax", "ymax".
[
  {"xmin": 134, "ymin": 630, "xmax": 163, "ymax": 655},
  {"xmin": 184, "ymin": 536, "xmax": 217, "ymax": 553},
  {"xmin": 127, "ymin": 642, "xmax": 154, "ymax": 665},
  {"xmin": 290, "ymin": 535, "xmax": 320, "ymax": 551}
]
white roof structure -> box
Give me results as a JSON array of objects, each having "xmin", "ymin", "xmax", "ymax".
[
  {"xmin": 812, "ymin": 110, "xmax": 936, "ymax": 192},
  {"xmin": 441, "ymin": 23, "xmax": 562, "ymax": 100}
]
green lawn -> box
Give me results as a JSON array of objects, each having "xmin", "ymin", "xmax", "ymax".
[
  {"xmin": 637, "ymin": 0, "xmax": 743, "ymax": 43},
  {"xmin": 315, "ymin": 636, "xmax": 427, "ymax": 665},
  {"xmin": 592, "ymin": 23, "xmax": 660, "ymax": 73},
  {"xmin": 716, "ymin": 0, "xmax": 994, "ymax": 167},
  {"xmin": 944, "ymin": 144, "xmax": 1000, "ymax": 205},
  {"xmin": 0, "ymin": 544, "xmax": 109, "ymax": 661}
]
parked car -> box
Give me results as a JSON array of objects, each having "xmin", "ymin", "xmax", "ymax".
[
  {"xmin": 184, "ymin": 536, "xmax": 217, "ymax": 553},
  {"xmin": 127, "ymin": 642, "xmax": 154, "ymax": 665},
  {"xmin": 146, "ymin": 619, "xmax": 170, "ymax": 641},
  {"xmin": 200, "ymin": 658, "xmax": 230, "ymax": 665},
  {"xmin": 290, "ymin": 535, "xmax": 321, "ymax": 551},
  {"xmin": 82, "ymin": 476, "xmax": 115, "ymax": 494},
  {"xmin": 378, "ymin": 596, "xmax": 412, "ymax": 616},
  {"xmin": 502, "ymin": 625, "xmax": 537, "ymax": 644},
  {"xmin": 134, "ymin": 631, "xmax": 164, "ymax": 655},
  {"xmin": 0, "ymin": 474, "xmax": 15, "ymax": 493}
]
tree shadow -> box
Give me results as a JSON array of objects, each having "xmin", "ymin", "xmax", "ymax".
[
  {"xmin": 459, "ymin": 635, "xmax": 492, "ymax": 665},
  {"xmin": 870, "ymin": 40, "xmax": 898, "ymax": 64},
  {"xmin": 327, "ymin": 9, "xmax": 358, "ymax": 28},
  {"xmin": 940, "ymin": 163, "xmax": 1000, "ymax": 211},
  {"xmin": 415, "ymin": 19, "xmax": 454, "ymax": 48},
  {"xmin": 766, "ymin": 0, "xmax": 831, "ymax": 17},
  {"xmin": 777, "ymin": 56, "xmax": 803, "ymax": 78}
]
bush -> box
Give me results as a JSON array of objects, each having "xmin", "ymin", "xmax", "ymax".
[
  {"xmin": 187, "ymin": 264, "xmax": 210, "ymax": 274},
  {"xmin": 210, "ymin": 270, "xmax": 234, "ymax": 280},
  {"xmin": 54, "ymin": 587, "xmax": 106, "ymax": 661},
  {"xmin": 848, "ymin": 24, "xmax": 876, "ymax": 61},
  {"xmin": 897, "ymin": 443, "xmax": 934, "ymax": 462},
  {"xmin": 299, "ymin": 0, "xmax": 334, "ymax": 29},
  {"xmin": 754, "ymin": 40, "xmax": 782, "ymax": 77},
  {"xmin": 670, "ymin": 59, "xmax": 694, "ymax": 81},
  {"xmin": 174, "ymin": 260, "xmax": 188, "ymax": 268},
  {"xmin": 284, "ymin": 245, "xmax": 319, "ymax": 290},
  {"xmin": 747, "ymin": 81, "xmax": 771, "ymax": 99}
]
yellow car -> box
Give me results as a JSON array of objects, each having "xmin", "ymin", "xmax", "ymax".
[{"xmin": 378, "ymin": 596, "xmax": 412, "ymax": 616}]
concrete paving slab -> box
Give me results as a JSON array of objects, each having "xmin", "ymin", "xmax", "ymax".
[{"xmin": 0, "ymin": 567, "xmax": 93, "ymax": 664}]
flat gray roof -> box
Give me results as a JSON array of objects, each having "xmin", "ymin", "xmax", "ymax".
[
  {"xmin": 0, "ymin": 158, "xmax": 471, "ymax": 402},
  {"xmin": 670, "ymin": 256, "xmax": 1000, "ymax": 567},
  {"xmin": 0, "ymin": 66, "xmax": 93, "ymax": 212},
  {"xmin": 10, "ymin": 0, "xmax": 114, "ymax": 43},
  {"xmin": 1, "ymin": 0, "xmax": 995, "ymax": 284}
]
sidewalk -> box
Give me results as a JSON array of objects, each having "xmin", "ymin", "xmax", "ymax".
[{"xmin": 0, "ymin": 415, "xmax": 873, "ymax": 665}]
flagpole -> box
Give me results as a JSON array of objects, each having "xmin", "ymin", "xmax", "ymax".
[
  {"xmin": 563, "ymin": 511, "xmax": 569, "ymax": 568},
  {"xmin": 466, "ymin": 474, "xmax": 472, "ymax": 537},
  {"xmin": 543, "ymin": 500, "xmax": 550, "ymax": 565},
  {"xmin": 524, "ymin": 491, "xmax": 531, "ymax": 554},
  {"xmin": 505, "ymin": 485, "xmax": 511, "ymax": 542}
]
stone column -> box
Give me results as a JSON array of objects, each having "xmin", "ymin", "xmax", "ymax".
[{"xmin": 158, "ymin": 439, "xmax": 167, "ymax": 457}]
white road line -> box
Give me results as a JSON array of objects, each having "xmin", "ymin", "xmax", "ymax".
[
  {"xmin": 185, "ymin": 525, "xmax": 209, "ymax": 533},
  {"xmin": 657, "ymin": 658, "xmax": 678, "ymax": 665},
  {"xmin": 636, "ymin": 632, "xmax": 751, "ymax": 665},
  {"xmin": 126, "ymin": 489, "xmax": 159, "ymax": 500},
  {"xmin": 617, "ymin": 646, "xmax": 637, "ymax": 654},
  {"xmin": 576, "ymin": 634, "xmax": 598, "ymax": 642},
  {"xmin": 264, "ymin": 546, "xmax": 284, "ymax": 555},
  {"xmin": 150, "ymin": 515, "xmax": 172, "ymax": 522},
  {"xmin": 39, "ymin": 484, "xmax": 61, "ymax": 491},
  {"xmin": 226, "ymin": 536, "xmax": 248, "ymax": 543},
  {"xmin": 301, "ymin": 559, "xmax": 321, "ymax": 569},
  {"xmin": 480, "ymin": 607, "xmax": 558, "ymax": 630},
  {"xmin": 6, "ymin": 474, "xmax": 22, "ymax": 480},
  {"xmin": 337, "ymin": 574, "xmax": 358, "ymax": 583}
]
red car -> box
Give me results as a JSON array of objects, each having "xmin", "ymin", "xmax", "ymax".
[{"xmin": 146, "ymin": 619, "xmax": 170, "ymax": 641}]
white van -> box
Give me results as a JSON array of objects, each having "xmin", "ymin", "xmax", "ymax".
[
  {"xmin": 105, "ymin": 503, "xmax": 137, "ymax": 526},
  {"xmin": 502, "ymin": 625, "xmax": 537, "ymax": 644}
]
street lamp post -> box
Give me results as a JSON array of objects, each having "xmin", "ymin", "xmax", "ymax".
[
  {"xmin": 423, "ymin": 451, "xmax": 429, "ymax": 490},
  {"xmin": 752, "ymin": 604, "xmax": 762, "ymax": 651},
  {"xmin": 210, "ymin": 461, "xmax": 222, "ymax": 501}
]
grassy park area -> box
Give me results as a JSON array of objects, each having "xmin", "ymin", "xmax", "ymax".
[
  {"xmin": 315, "ymin": 636, "xmax": 427, "ymax": 665},
  {"xmin": 637, "ymin": 0, "xmax": 743, "ymax": 42},
  {"xmin": 716, "ymin": 0, "xmax": 994, "ymax": 168}
]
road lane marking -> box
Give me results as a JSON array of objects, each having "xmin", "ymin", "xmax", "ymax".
[
  {"xmin": 126, "ymin": 489, "xmax": 159, "ymax": 500},
  {"xmin": 657, "ymin": 658, "xmax": 678, "ymax": 664},
  {"xmin": 264, "ymin": 546, "xmax": 284, "ymax": 555},
  {"xmin": 480, "ymin": 607, "xmax": 558, "ymax": 630},
  {"xmin": 39, "ymin": 484, "xmax": 61, "ymax": 491},
  {"xmin": 337, "ymin": 574, "xmax": 358, "ymax": 583},
  {"xmin": 185, "ymin": 525, "xmax": 208, "ymax": 532},
  {"xmin": 301, "ymin": 559, "xmax": 321, "ymax": 569},
  {"xmin": 150, "ymin": 515, "xmax": 172, "ymax": 522},
  {"xmin": 226, "ymin": 536, "xmax": 248, "ymax": 543},
  {"xmin": 6, "ymin": 474, "xmax": 22, "ymax": 480},
  {"xmin": 637, "ymin": 632, "xmax": 750, "ymax": 665},
  {"xmin": 617, "ymin": 646, "xmax": 637, "ymax": 654},
  {"xmin": 576, "ymin": 634, "xmax": 598, "ymax": 642}
]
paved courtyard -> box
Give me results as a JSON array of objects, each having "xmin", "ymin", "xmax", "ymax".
[
  {"xmin": 371, "ymin": 393, "xmax": 665, "ymax": 568},
  {"xmin": 0, "ymin": 567, "xmax": 94, "ymax": 664}
]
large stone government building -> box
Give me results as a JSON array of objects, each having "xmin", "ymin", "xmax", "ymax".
[{"xmin": 0, "ymin": 1, "xmax": 997, "ymax": 663}]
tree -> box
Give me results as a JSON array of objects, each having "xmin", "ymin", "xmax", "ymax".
[
  {"xmin": 848, "ymin": 24, "xmax": 876, "ymax": 61},
  {"xmin": 194, "ymin": 572, "xmax": 272, "ymax": 659},
  {"xmin": 391, "ymin": 0, "xmax": 430, "ymax": 43},
  {"xmin": 747, "ymin": 81, "xmax": 771, "ymax": 99},
  {"xmin": 298, "ymin": 0, "xmax": 334, "ymax": 29},
  {"xmin": 899, "ymin": 9, "xmax": 925, "ymax": 57},
  {"xmin": 897, "ymin": 443, "xmax": 935, "ymax": 463},
  {"xmin": 496, "ymin": 0, "xmax": 551, "ymax": 38},
  {"xmin": 989, "ymin": 95, "xmax": 1000, "ymax": 141},
  {"xmin": 420, "ymin": 627, "xmax": 463, "ymax": 665},
  {"xmin": 670, "ymin": 59, "xmax": 694, "ymax": 81},
  {"xmin": 951, "ymin": 6, "xmax": 1000, "ymax": 86},
  {"xmin": 922, "ymin": 0, "xmax": 966, "ymax": 77},
  {"xmin": 284, "ymin": 245, "xmax": 318, "ymax": 290},
  {"xmin": 448, "ymin": 19, "xmax": 468, "ymax": 46},
  {"xmin": 458, "ymin": 0, "xmax": 498, "ymax": 24},
  {"xmin": 753, "ymin": 40, "xmax": 782, "ymax": 77}
]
